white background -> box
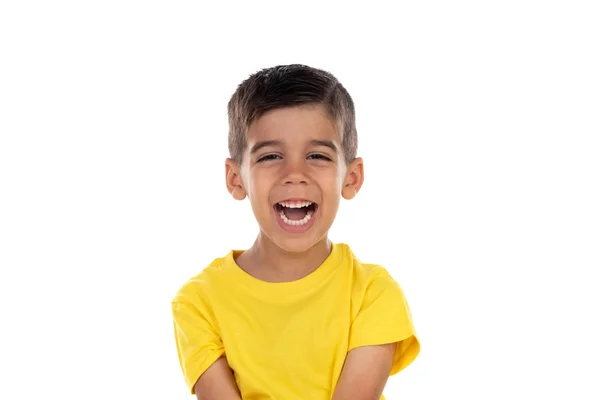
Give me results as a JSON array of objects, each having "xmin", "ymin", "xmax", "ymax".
[{"xmin": 1, "ymin": 1, "xmax": 599, "ymax": 399}]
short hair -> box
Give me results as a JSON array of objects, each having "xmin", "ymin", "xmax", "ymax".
[{"xmin": 227, "ymin": 64, "xmax": 357, "ymax": 165}]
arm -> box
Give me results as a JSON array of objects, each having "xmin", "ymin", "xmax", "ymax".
[
  {"xmin": 331, "ymin": 343, "xmax": 396, "ymax": 400},
  {"xmin": 194, "ymin": 356, "xmax": 242, "ymax": 400},
  {"xmin": 172, "ymin": 299, "xmax": 238, "ymax": 398}
]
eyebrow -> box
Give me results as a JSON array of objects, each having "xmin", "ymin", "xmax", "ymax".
[
  {"xmin": 250, "ymin": 140, "xmax": 282, "ymax": 155},
  {"xmin": 249, "ymin": 139, "xmax": 338, "ymax": 154},
  {"xmin": 310, "ymin": 140, "xmax": 338, "ymax": 153}
]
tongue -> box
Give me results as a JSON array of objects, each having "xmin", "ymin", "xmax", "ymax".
[{"xmin": 283, "ymin": 207, "xmax": 308, "ymax": 220}]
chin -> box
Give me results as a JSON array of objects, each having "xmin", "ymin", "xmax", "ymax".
[{"xmin": 270, "ymin": 234, "xmax": 323, "ymax": 254}]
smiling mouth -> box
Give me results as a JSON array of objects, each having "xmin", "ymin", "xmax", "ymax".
[{"xmin": 274, "ymin": 200, "xmax": 318, "ymax": 226}]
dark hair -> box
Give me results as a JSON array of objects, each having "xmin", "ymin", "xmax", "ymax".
[{"xmin": 227, "ymin": 64, "xmax": 357, "ymax": 165}]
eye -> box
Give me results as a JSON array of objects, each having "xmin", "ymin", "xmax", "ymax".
[
  {"xmin": 307, "ymin": 153, "xmax": 332, "ymax": 161},
  {"xmin": 257, "ymin": 154, "xmax": 281, "ymax": 162}
]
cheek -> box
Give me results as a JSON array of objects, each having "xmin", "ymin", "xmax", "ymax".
[
  {"xmin": 246, "ymin": 171, "xmax": 271, "ymax": 203},
  {"xmin": 320, "ymin": 170, "xmax": 343, "ymax": 189},
  {"xmin": 316, "ymin": 175, "xmax": 344, "ymax": 201}
]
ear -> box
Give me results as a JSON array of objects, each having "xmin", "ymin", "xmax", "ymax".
[
  {"xmin": 341, "ymin": 157, "xmax": 364, "ymax": 200},
  {"xmin": 225, "ymin": 158, "xmax": 247, "ymax": 201}
]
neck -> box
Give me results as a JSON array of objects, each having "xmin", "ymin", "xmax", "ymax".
[{"xmin": 238, "ymin": 233, "xmax": 332, "ymax": 283}]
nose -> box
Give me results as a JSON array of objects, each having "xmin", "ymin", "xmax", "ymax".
[{"xmin": 282, "ymin": 158, "xmax": 309, "ymax": 185}]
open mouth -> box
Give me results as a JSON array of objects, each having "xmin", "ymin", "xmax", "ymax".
[{"xmin": 274, "ymin": 200, "xmax": 318, "ymax": 226}]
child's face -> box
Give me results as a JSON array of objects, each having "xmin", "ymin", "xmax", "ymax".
[{"xmin": 226, "ymin": 104, "xmax": 363, "ymax": 253}]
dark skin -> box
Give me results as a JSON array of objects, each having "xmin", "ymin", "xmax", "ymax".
[
  {"xmin": 193, "ymin": 105, "xmax": 395, "ymax": 399},
  {"xmin": 193, "ymin": 345, "xmax": 396, "ymax": 400},
  {"xmin": 193, "ymin": 357, "xmax": 241, "ymax": 400}
]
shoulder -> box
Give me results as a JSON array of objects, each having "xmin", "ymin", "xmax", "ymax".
[
  {"xmin": 171, "ymin": 252, "xmax": 233, "ymax": 305},
  {"xmin": 341, "ymin": 243, "xmax": 396, "ymax": 286},
  {"xmin": 339, "ymin": 244, "xmax": 407, "ymax": 307},
  {"xmin": 342, "ymin": 245, "xmax": 420, "ymax": 365}
]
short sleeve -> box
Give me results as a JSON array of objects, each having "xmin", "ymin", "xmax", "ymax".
[
  {"xmin": 172, "ymin": 299, "xmax": 225, "ymax": 394},
  {"xmin": 349, "ymin": 273, "xmax": 420, "ymax": 375}
]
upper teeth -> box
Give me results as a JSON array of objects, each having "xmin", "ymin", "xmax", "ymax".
[{"xmin": 278, "ymin": 201, "xmax": 312, "ymax": 208}]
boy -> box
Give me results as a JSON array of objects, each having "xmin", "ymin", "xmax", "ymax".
[{"xmin": 171, "ymin": 64, "xmax": 420, "ymax": 399}]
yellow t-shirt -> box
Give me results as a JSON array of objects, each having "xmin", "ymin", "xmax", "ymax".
[{"xmin": 171, "ymin": 243, "xmax": 420, "ymax": 399}]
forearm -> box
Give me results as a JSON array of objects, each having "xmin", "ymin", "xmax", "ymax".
[
  {"xmin": 194, "ymin": 357, "xmax": 242, "ymax": 400},
  {"xmin": 331, "ymin": 343, "xmax": 396, "ymax": 400}
]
